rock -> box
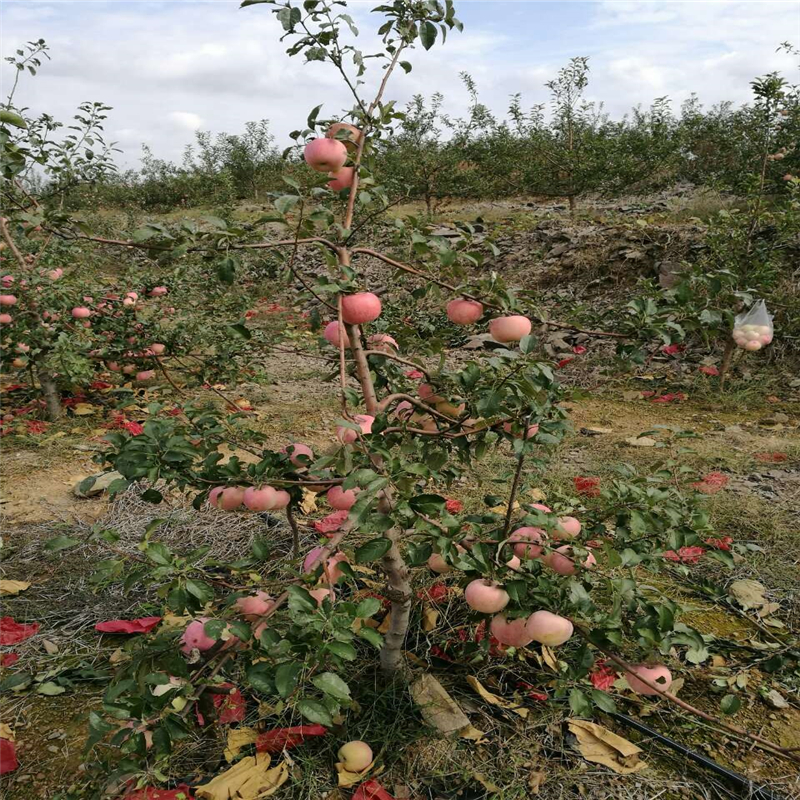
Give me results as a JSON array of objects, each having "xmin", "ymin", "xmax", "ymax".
[
  {"xmin": 73, "ymin": 471, "xmax": 124, "ymax": 498},
  {"xmin": 658, "ymin": 261, "xmax": 684, "ymax": 289},
  {"xmin": 762, "ymin": 689, "xmax": 789, "ymax": 709}
]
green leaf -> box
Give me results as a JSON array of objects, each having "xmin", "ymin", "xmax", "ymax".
[
  {"xmin": 36, "ymin": 681, "xmax": 66, "ymax": 696},
  {"xmin": 354, "ymin": 538, "xmax": 392, "ymax": 564},
  {"xmin": 141, "ymin": 488, "xmax": 163, "ymax": 504},
  {"xmin": 327, "ymin": 642, "xmax": 357, "ymax": 661},
  {"xmin": 0, "ymin": 109, "xmax": 27, "ymax": 129},
  {"xmin": 275, "ymin": 662, "xmax": 303, "ymax": 699},
  {"xmin": 591, "ymin": 689, "xmax": 617, "ymax": 713},
  {"xmin": 420, "ymin": 20, "xmax": 437, "ymax": 50},
  {"xmin": 409, "ymin": 493, "xmax": 446, "ymax": 515},
  {"xmin": 355, "ymin": 597, "xmax": 382, "ymax": 618},
  {"xmin": 312, "ymin": 671, "xmax": 351, "ymax": 701},
  {"xmin": 228, "ymin": 323, "xmax": 251, "ymax": 340},
  {"xmin": 297, "ymin": 698, "xmax": 333, "ymax": 726},
  {"xmin": 185, "ymin": 579, "xmax": 214, "ymax": 605},
  {"xmin": 0, "ymin": 673, "xmax": 32, "ymax": 693},
  {"xmin": 45, "ymin": 535, "xmax": 81, "ymax": 553},
  {"xmin": 569, "ymin": 688, "xmax": 591, "ymax": 716},
  {"xmin": 720, "ymin": 694, "xmax": 741, "ymax": 715},
  {"xmin": 287, "ymin": 585, "xmax": 317, "ymax": 613},
  {"xmin": 357, "ymin": 627, "xmax": 383, "ymax": 649},
  {"xmin": 145, "ymin": 543, "xmax": 172, "ymax": 566},
  {"xmin": 399, "ymin": 61, "xmax": 412, "ymax": 73}
]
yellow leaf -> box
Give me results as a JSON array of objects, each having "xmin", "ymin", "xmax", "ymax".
[
  {"xmin": 540, "ymin": 645, "xmax": 560, "ymax": 672},
  {"xmin": 466, "ymin": 676, "xmax": 528, "ymax": 718},
  {"xmin": 410, "ymin": 674, "xmax": 483, "ymax": 739},
  {"xmin": 527, "ymin": 488, "xmax": 547, "ymax": 502},
  {"xmin": 234, "ymin": 397, "xmax": 252, "ymax": 409},
  {"xmin": 224, "ymin": 727, "xmax": 258, "ymax": 762},
  {"xmin": 528, "ymin": 770, "xmax": 547, "ymax": 794},
  {"xmin": 472, "ymin": 773, "xmax": 501, "ymax": 793},
  {"xmin": 161, "ymin": 613, "xmax": 191, "ymax": 628},
  {"xmin": 0, "ymin": 580, "xmax": 30, "ymax": 596},
  {"xmin": 72, "ymin": 402, "xmax": 98, "ymax": 416},
  {"xmin": 489, "ymin": 500, "xmax": 520, "ymax": 515},
  {"xmin": 299, "ymin": 488, "xmax": 317, "ymax": 515},
  {"xmin": 422, "ymin": 605, "xmax": 439, "ymax": 632},
  {"xmin": 0, "ymin": 724, "xmax": 14, "ymax": 742},
  {"xmin": 378, "ymin": 610, "xmax": 392, "ymax": 634},
  {"xmin": 568, "ymin": 720, "xmax": 649, "ymax": 774},
  {"xmin": 335, "ymin": 758, "xmax": 376, "ymax": 788},
  {"xmin": 195, "ymin": 754, "xmax": 289, "ymax": 800}
]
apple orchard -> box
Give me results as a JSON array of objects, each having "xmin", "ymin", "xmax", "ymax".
[{"xmin": 1, "ymin": 0, "xmax": 798, "ymax": 797}]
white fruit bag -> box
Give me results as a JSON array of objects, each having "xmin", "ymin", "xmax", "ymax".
[{"xmin": 732, "ymin": 300, "xmax": 773, "ymax": 351}]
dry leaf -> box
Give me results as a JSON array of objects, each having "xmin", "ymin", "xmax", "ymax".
[
  {"xmin": 729, "ymin": 579, "xmax": 768, "ymax": 610},
  {"xmin": 763, "ymin": 689, "xmax": 789, "ymax": 709},
  {"xmin": 584, "ymin": 427, "xmax": 613, "ymax": 435},
  {"xmin": 161, "ymin": 613, "xmax": 192, "ymax": 628},
  {"xmin": 527, "ymin": 488, "xmax": 547, "ymax": 502},
  {"xmin": 224, "ymin": 727, "xmax": 258, "ymax": 762},
  {"xmin": 410, "ymin": 674, "xmax": 483, "ymax": 739},
  {"xmin": 299, "ymin": 489, "xmax": 317, "ymax": 516},
  {"xmin": 568, "ymin": 720, "xmax": 648, "ymax": 774},
  {"xmin": 194, "ymin": 753, "xmax": 288, "ymax": 799},
  {"xmin": 0, "ymin": 580, "xmax": 30, "ymax": 596},
  {"xmin": 42, "ymin": 639, "xmax": 59, "ymax": 655},
  {"xmin": 335, "ymin": 758, "xmax": 376, "ymax": 788},
  {"xmin": 528, "ymin": 770, "xmax": 546, "ymax": 794},
  {"xmin": 668, "ymin": 677, "xmax": 684, "ymax": 696},
  {"xmin": 622, "ymin": 390, "xmax": 642, "ymax": 401},
  {"xmin": 490, "ymin": 501, "xmax": 520, "ymax": 515},
  {"xmin": 0, "ymin": 724, "xmax": 14, "ymax": 741},
  {"xmin": 472, "ymin": 773, "xmax": 501, "ymax": 793},
  {"xmin": 540, "ymin": 645, "xmax": 560, "ymax": 672},
  {"xmin": 403, "ymin": 651, "xmax": 427, "ymax": 668},
  {"xmin": 624, "ymin": 436, "xmax": 657, "ymax": 447},
  {"xmin": 378, "ymin": 611, "xmax": 393, "ymax": 635},
  {"xmin": 72, "ymin": 403, "xmax": 98, "ymax": 416},
  {"xmin": 422, "ymin": 605, "xmax": 439, "ymax": 632},
  {"xmin": 466, "ymin": 676, "xmax": 528, "ymax": 719},
  {"xmin": 109, "ymin": 648, "xmax": 127, "ymax": 665}
]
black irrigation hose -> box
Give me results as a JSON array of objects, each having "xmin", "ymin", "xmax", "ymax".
[{"xmin": 608, "ymin": 711, "xmax": 788, "ymax": 800}]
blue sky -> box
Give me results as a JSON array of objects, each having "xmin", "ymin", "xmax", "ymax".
[{"xmin": 2, "ymin": 1, "xmax": 797, "ymax": 167}]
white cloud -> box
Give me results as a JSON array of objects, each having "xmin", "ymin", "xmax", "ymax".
[{"xmin": 169, "ymin": 111, "xmax": 203, "ymax": 131}]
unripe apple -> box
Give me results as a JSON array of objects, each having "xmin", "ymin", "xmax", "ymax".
[
  {"xmin": 327, "ymin": 122, "xmax": 363, "ymax": 150},
  {"xmin": 328, "ymin": 167, "xmax": 355, "ymax": 191},
  {"xmin": 136, "ymin": 370, "xmax": 155, "ymax": 381},
  {"xmin": 554, "ymin": 516, "xmax": 581, "ymax": 539},
  {"xmin": 71, "ymin": 307, "xmax": 91, "ymax": 319},
  {"xmin": 337, "ymin": 414, "xmax": 374, "ymax": 443},
  {"xmin": 490, "ymin": 613, "xmax": 535, "ymax": 647},
  {"xmin": 323, "ymin": 321, "xmax": 350, "ymax": 348},
  {"xmin": 304, "ymin": 138, "xmax": 348, "ymax": 173},
  {"xmin": 525, "ymin": 610, "xmax": 573, "ymax": 646},
  {"xmin": 243, "ymin": 486, "xmax": 276, "ymax": 511},
  {"xmin": 367, "ymin": 333, "xmax": 398, "ymax": 352},
  {"xmin": 327, "ymin": 485, "xmax": 359, "ymax": 510},
  {"xmin": 150, "ymin": 343, "xmax": 166, "ymax": 355},
  {"xmin": 510, "ymin": 527, "xmax": 546, "ymax": 559},
  {"xmin": 489, "ymin": 315, "xmax": 532, "ymax": 343},
  {"xmin": 464, "ymin": 579, "xmax": 510, "ymax": 613},
  {"xmin": 0, "ymin": 295, "xmax": 17, "ymax": 306},
  {"xmin": 180, "ymin": 618, "xmax": 216, "ymax": 654},
  {"xmin": 341, "ymin": 292, "xmax": 381, "ymax": 324},
  {"xmin": 542, "ymin": 545, "xmax": 596, "ymax": 576},
  {"xmin": 282, "ymin": 443, "xmax": 314, "ymax": 466},
  {"xmin": 337, "ymin": 741, "xmax": 373, "ymax": 773},
  {"xmin": 234, "ymin": 591, "xmax": 273, "ymax": 621},
  {"xmin": 446, "ymin": 298, "xmax": 483, "ymax": 325},
  {"xmin": 218, "ymin": 487, "xmax": 245, "ymax": 511},
  {"xmin": 626, "ymin": 664, "xmax": 672, "ymax": 695},
  {"xmin": 271, "ymin": 489, "xmax": 291, "ymax": 509}
]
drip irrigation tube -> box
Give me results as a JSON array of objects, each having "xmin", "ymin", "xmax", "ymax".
[{"xmin": 608, "ymin": 711, "xmax": 788, "ymax": 800}]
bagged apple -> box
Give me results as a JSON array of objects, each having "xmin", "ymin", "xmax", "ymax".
[{"xmin": 732, "ymin": 300, "xmax": 773, "ymax": 351}]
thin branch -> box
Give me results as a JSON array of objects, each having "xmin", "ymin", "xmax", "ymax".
[{"xmin": 0, "ymin": 217, "xmax": 26, "ymax": 267}]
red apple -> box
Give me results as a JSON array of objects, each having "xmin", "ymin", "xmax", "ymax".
[
  {"xmin": 243, "ymin": 486, "xmax": 276, "ymax": 511},
  {"xmin": 464, "ymin": 579, "xmax": 510, "ymax": 613},
  {"xmin": 525, "ymin": 610, "xmax": 573, "ymax": 646},
  {"xmin": 304, "ymin": 138, "xmax": 348, "ymax": 173},
  {"xmin": 341, "ymin": 292, "xmax": 381, "ymax": 325},
  {"xmin": 626, "ymin": 664, "xmax": 672, "ymax": 696},
  {"xmin": 510, "ymin": 527, "xmax": 546, "ymax": 559},
  {"xmin": 489, "ymin": 315, "xmax": 532, "ymax": 343},
  {"xmin": 327, "ymin": 485, "xmax": 359, "ymax": 510},
  {"xmin": 490, "ymin": 613, "xmax": 534, "ymax": 647},
  {"xmin": 323, "ymin": 321, "xmax": 350, "ymax": 348},
  {"xmin": 446, "ymin": 298, "xmax": 483, "ymax": 325},
  {"xmin": 328, "ymin": 167, "xmax": 355, "ymax": 191}
]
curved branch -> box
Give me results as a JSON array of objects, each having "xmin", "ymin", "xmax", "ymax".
[
  {"xmin": 362, "ymin": 349, "xmax": 431, "ymax": 378},
  {"xmin": 0, "ymin": 217, "xmax": 26, "ymax": 267},
  {"xmin": 376, "ymin": 392, "xmax": 459, "ymax": 425}
]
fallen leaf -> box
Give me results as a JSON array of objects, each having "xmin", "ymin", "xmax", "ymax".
[
  {"xmin": 95, "ymin": 617, "xmax": 162, "ymax": 634},
  {"xmin": 490, "ymin": 501, "xmax": 520, "ymax": 515},
  {"xmin": 540, "ymin": 645, "xmax": 560, "ymax": 672},
  {"xmin": 584, "ymin": 427, "xmax": 613, "ymax": 435},
  {"xmin": 0, "ymin": 724, "xmax": 14, "ymax": 741},
  {"xmin": 527, "ymin": 488, "xmax": 547, "ymax": 502},
  {"xmin": 466, "ymin": 676, "xmax": 528, "ymax": 718},
  {"xmin": 0, "ymin": 738, "xmax": 17, "ymax": 775},
  {"xmin": 336, "ymin": 757, "xmax": 376, "ymax": 788},
  {"xmin": 624, "ymin": 436, "xmax": 657, "ymax": 447},
  {"xmin": 299, "ymin": 488, "xmax": 317, "ymax": 516},
  {"xmin": 729, "ymin": 579, "xmax": 768, "ymax": 611},
  {"xmin": 72, "ymin": 402, "xmax": 98, "ymax": 416},
  {"xmin": 0, "ymin": 581, "xmax": 30, "ymax": 596},
  {"xmin": 410, "ymin": 674, "xmax": 483, "ymax": 739},
  {"xmin": 622, "ymin": 391, "xmax": 642, "ymax": 401},
  {"xmin": 378, "ymin": 611, "xmax": 393, "ymax": 634},
  {"xmin": 194, "ymin": 753, "xmax": 288, "ymax": 800},
  {"xmin": 472, "ymin": 773, "xmax": 501, "ymax": 793},
  {"xmin": 0, "ymin": 617, "xmax": 39, "ymax": 645},
  {"xmin": 528, "ymin": 770, "xmax": 546, "ymax": 794},
  {"xmin": 352, "ymin": 779, "xmax": 396, "ymax": 800},
  {"xmin": 422, "ymin": 605, "xmax": 439, "ymax": 632},
  {"xmin": 762, "ymin": 689, "xmax": 789, "ymax": 709},
  {"xmin": 568, "ymin": 720, "xmax": 648, "ymax": 774},
  {"xmin": 42, "ymin": 639, "xmax": 59, "ymax": 655},
  {"xmin": 161, "ymin": 613, "xmax": 192, "ymax": 628},
  {"xmin": 225, "ymin": 727, "xmax": 258, "ymax": 762},
  {"xmin": 256, "ymin": 724, "xmax": 326, "ymax": 754}
]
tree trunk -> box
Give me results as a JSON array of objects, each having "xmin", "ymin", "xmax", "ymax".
[
  {"xmin": 379, "ymin": 527, "xmax": 412, "ymax": 675},
  {"xmin": 38, "ymin": 368, "xmax": 62, "ymax": 421},
  {"xmin": 719, "ymin": 338, "xmax": 736, "ymax": 393},
  {"xmin": 568, "ymin": 194, "xmax": 576, "ymax": 216}
]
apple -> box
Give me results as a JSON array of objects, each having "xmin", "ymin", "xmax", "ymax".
[
  {"xmin": 417, "ymin": 383, "xmax": 444, "ymax": 404},
  {"xmin": 235, "ymin": 591, "xmax": 274, "ymax": 621},
  {"xmin": 337, "ymin": 414, "xmax": 374, "ymax": 443},
  {"xmin": 490, "ymin": 613, "xmax": 534, "ymax": 647},
  {"xmin": 271, "ymin": 490, "xmax": 291, "ymax": 509},
  {"xmin": 282, "ymin": 443, "xmax": 314, "ymax": 466},
  {"xmin": 327, "ymin": 122, "xmax": 363, "ymax": 150},
  {"xmin": 341, "ymin": 292, "xmax": 381, "ymax": 325},
  {"xmin": 626, "ymin": 664, "xmax": 672, "ymax": 696},
  {"xmin": 136, "ymin": 370, "xmax": 155, "ymax": 381},
  {"xmin": 525, "ymin": 610, "xmax": 573, "ymax": 646},
  {"xmin": 150, "ymin": 343, "xmax": 166, "ymax": 355},
  {"xmin": 464, "ymin": 579, "xmax": 510, "ymax": 613},
  {"xmin": 0, "ymin": 295, "xmax": 17, "ymax": 306},
  {"xmin": 328, "ymin": 167, "xmax": 355, "ymax": 191},
  {"xmin": 446, "ymin": 298, "xmax": 483, "ymax": 325},
  {"xmin": 180, "ymin": 618, "xmax": 216, "ymax": 654},
  {"xmin": 337, "ymin": 740, "xmax": 373, "ymax": 773},
  {"xmin": 503, "ymin": 421, "xmax": 539, "ymax": 439},
  {"xmin": 510, "ymin": 527, "xmax": 546, "ymax": 559},
  {"xmin": 243, "ymin": 486, "xmax": 277, "ymax": 511},
  {"xmin": 530, "ymin": 503, "xmax": 552, "ymax": 513},
  {"xmin": 71, "ymin": 307, "xmax": 91, "ymax": 319},
  {"xmin": 218, "ymin": 487, "xmax": 245, "ymax": 511},
  {"xmin": 148, "ymin": 286, "xmax": 168, "ymax": 296},
  {"xmin": 208, "ymin": 487, "xmax": 225, "ymax": 507},
  {"xmin": 304, "ymin": 547, "xmax": 348, "ymax": 583},
  {"xmin": 323, "ymin": 321, "xmax": 350, "ymax": 348},
  {"xmin": 304, "ymin": 138, "xmax": 348, "ymax": 173},
  {"xmin": 427, "ymin": 552, "xmax": 452, "ymax": 573},
  {"xmin": 309, "ymin": 587, "xmax": 334, "ymax": 606},
  {"xmin": 554, "ymin": 516, "xmax": 581, "ymax": 539},
  {"xmin": 367, "ymin": 333, "xmax": 398, "ymax": 352},
  {"xmin": 489, "ymin": 315, "xmax": 532, "ymax": 343},
  {"xmin": 542, "ymin": 545, "xmax": 596, "ymax": 576},
  {"xmin": 327, "ymin": 485, "xmax": 359, "ymax": 510}
]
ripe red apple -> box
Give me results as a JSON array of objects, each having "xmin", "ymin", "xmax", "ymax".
[
  {"xmin": 506, "ymin": 554, "xmax": 522, "ymax": 571},
  {"xmin": 427, "ymin": 552, "xmax": 452, "ymax": 573},
  {"xmin": 464, "ymin": 579, "xmax": 510, "ymax": 613},
  {"xmin": 282, "ymin": 443, "xmax": 314, "ymax": 466},
  {"xmin": 1, "ymin": 275, "xmax": 14, "ymax": 287},
  {"xmin": 0, "ymin": 314, "xmax": 12, "ymax": 324},
  {"xmin": 208, "ymin": 487, "xmax": 225, "ymax": 507},
  {"xmin": 446, "ymin": 298, "xmax": 483, "ymax": 325},
  {"xmin": 525, "ymin": 610, "xmax": 573, "ymax": 646},
  {"xmin": 367, "ymin": 333, "xmax": 398, "ymax": 352},
  {"xmin": 136, "ymin": 370, "xmax": 155, "ymax": 381},
  {"xmin": 510, "ymin": 527, "xmax": 546, "ymax": 559},
  {"xmin": 271, "ymin": 489, "xmax": 291, "ymax": 509},
  {"xmin": 71, "ymin": 307, "xmax": 91, "ymax": 319},
  {"xmin": 394, "ymin": 400, "xmax": 414, "ymax": 419},
  {"xmin": 327, "ymin": 485, "xmax": 359, "ymax": 510},
  {"xmin": 337, "ymin": 414, "xmax": 374, "ymax": 443},
  {"xmin": 530, "ymin": 503, "xmax": 552, "ymax": 513},
  {"xmin": 243, "ymin": 486, "xmax": 276, "ymax": 511},
  {"xmin": 0, "ymin": 295, "xmax": 17, "ymax": 306},
  {"xmin": 148, "ymin": 286, "xmax": 168, "ymax": 296},
  {"xmin": 341, "ymin": 292, "xmax": 381, "ymax": 324},
  {"xmin": 218, "ymin": 487, "xmax": 245, "ymax": 511},
  {"xmin": 554, "ymin": 516, "xmax": 581, "ymax": 539},
  {"xmin": 106, "ymin": 362, "xmax": 120, "ymax": 372},
  {"xmin": 15, "ymin": 343, "xmax": 29, "ymax": 353},
  {"xmin": 234, "ymin": 591, "xmax": 274, "ymax": 621},
  {"xmin": 542, "ymin": 545, "xmax": 596, "ymax": 576},
  {"xmin": 303, "ymin": 547, "xmax": 347, "ymax": 583},
  {"xmin": 323, "ymin": 321, "xmax": 350, "ymax": 348},
  {"xmin": 327, "ymin": 122, "xmax": 363, "ymax": 150},
  {"xmin": 626, "ymin": 664, "xmax": 672, "ymax": 696},
  {"xmin": 337, "ymin": 740, "xmax": 373, "ymax": 773},
  {"xmin": 328, "ymin": 167, "xmax": 355, "ymax": 191},
  {"xmin": 489, "ymin": 315, "xmax": 532, "ymax": 343},
  {"xmin": 490, "ymin": 613, "xmax": 535, "ymax": 647},
  {"xmin": 304, "ymin": 138, "xmax": 348, "ymax": 173},
  {"xmin": 180, "ymin": 618, "xmax": 216, "ymax": 654},
  {"xmin": 150, "ymin": 343, "xmax": 166, "ymax": 355},
  {"xmin": 417, "ymin": 383, "xmax": 443, "ymax": 404}
]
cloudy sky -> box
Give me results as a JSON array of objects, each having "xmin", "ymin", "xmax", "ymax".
[{"xmin": 2, "ymin": 1, "xmax": 797, "ymax": 168}]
